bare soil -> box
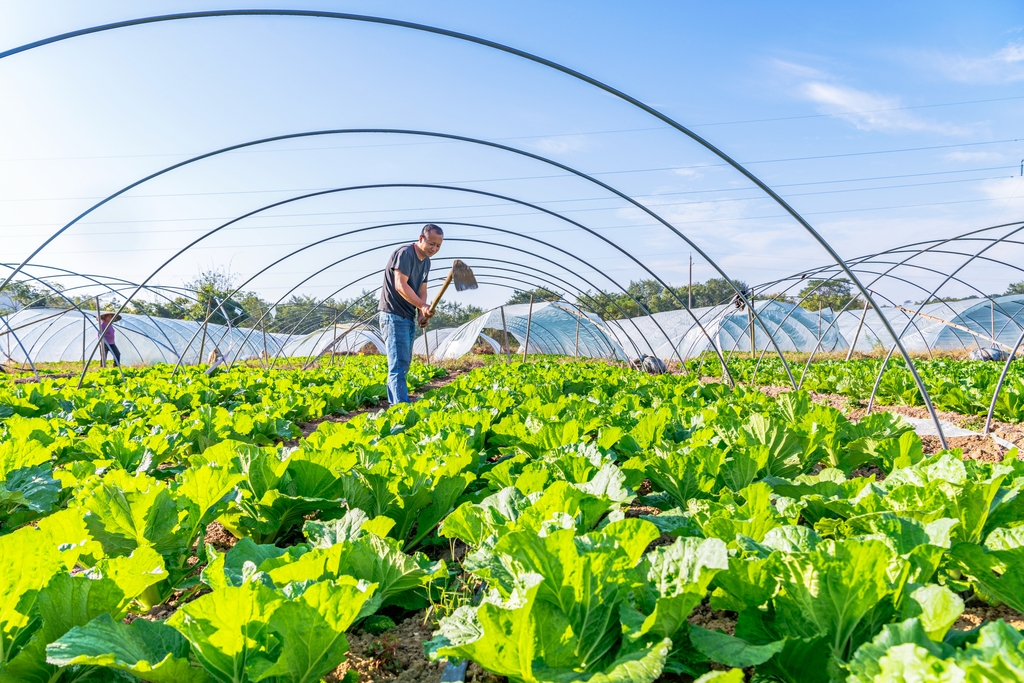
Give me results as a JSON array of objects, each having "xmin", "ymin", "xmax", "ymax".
[
  {"xmin": 849, "ymin": 462, "xmax": 886, "ymax": 481},
  {"xmin": 687, "ymin": 603, "xmax": 737, "ymax": 636},
  {"xmin": 919, "ymin": 434, "xmax": 1012, "ymax": 461},
  {"xmin": 293, "ymin": 368, "xmax": 471, "ymax": 439},
  {"xmin": 327, "ymin": 612, "xmax": 445, "ymax": 683},
  {"xmin": 205, "ymin": 521, "xmax": 238, "ymax": 553},
  {"xmin": 755, "ymin": 385, "xmax": 1022, "ymax": 460},
  {"xmin": 952, "ymin": 603, "xmax": 1024, "ymax": 631},
  {"xmin": 10, "ymin": 372, "xmax": 74, "ymax": 384}
]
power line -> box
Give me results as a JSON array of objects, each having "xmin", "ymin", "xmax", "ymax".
[
  {"xmin": 7, "ymin": 190, "xmax": 1022, "ymax": 246},
  {"xmin": 0, "ymin": 161, "xmax": 1016, "ymax": 204},
  {"xmin": 2, "ymin": 92, "xmax": 1020, "ymax": 162}
]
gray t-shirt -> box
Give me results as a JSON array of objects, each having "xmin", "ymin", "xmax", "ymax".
[{"xmin": 379, "ymin": 244, "xmax": 430, "ymax": 320}]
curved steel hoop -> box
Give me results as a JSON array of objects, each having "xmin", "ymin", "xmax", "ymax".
[{"xmin": 0, "ymin": 8, "xmax": 947, "ymax": 435}]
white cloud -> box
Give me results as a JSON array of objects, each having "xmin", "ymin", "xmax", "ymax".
[
  {"xmin": 528, "ymin": 135, "xmax": 591, "ymax": 156},
  {"xmin": 943, "ymin": 151, "xmax": 1003, "ymax": 163},
  {"xmin": 671, "ymin": 168, "xmax": 704, "ymax": 180},
  {"xmin": 771, "ymin": 59, "xmax": 827, "ymax": 80},
  {"xmin": 798, "ymin": 81, "xmax": 966, "ymax": 135},
  {"xmin": 936, "ymin": 40, "xmax": 1024, "ymax": 84},
  {"xmin": 978, "ymin": 176, "xmax": 1024, "ymax": 201}
]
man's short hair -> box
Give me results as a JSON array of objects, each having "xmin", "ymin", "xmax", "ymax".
[{"xmin": 421, "ymin": 224, "xmax": 444, "ymax": 238}]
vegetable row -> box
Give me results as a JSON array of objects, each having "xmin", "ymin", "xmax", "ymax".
[{"xmin": 2, "ymin": 359, "xmax": 1024, "ymax": 682}]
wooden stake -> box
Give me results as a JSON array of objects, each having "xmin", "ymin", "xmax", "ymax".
[
  {"xmin": 95, "ymin": 296, "xmax": 106, "ymax": 368},
  {"xmin": 500, "ymin": 306, "xmax": 511, "ymax": 362},
  {"xmin": 817, "ymin": 299, "xmax": 822, "ymax": 344},
  {"xmin": 574, "ymin": 309, "xmax": 580, "ymax": 358},
  {"xmin": 261, "ymin": 308, "xmax": 268, "ymax": 367},
  {"xmin": 522, "ymin": 294, "xmax": 534, "ymax": 363},
  {"xmin": 198, "ymin": 300, "xmax": 210, "ymax": 366},
  {"xmin": 330, "ymin": 313, "xmax": 338, "ymax": 367},
  {"xmin": 748, "ymin": 297, "xmax": 755, "ymax": 355},
  {"xmin": 847, "ymin": 299, "xmax": 869, "ymax": 361}
]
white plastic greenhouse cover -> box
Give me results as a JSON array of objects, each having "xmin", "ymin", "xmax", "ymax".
[
  {"xmin": 1, "ymin": 308, "xmax": 296, "ymax": 366},
  {"xmin": 0, "ymin": 294, "xmax": 17, "ymax": 315},
  {"xmin": 9, "ymin": 296, "xmax": 1024, "ymax": 366},
  {"xmin": 605, "ymin": 300, "xmax": 845, "ymax": 361},
  {"xmin": 604, "ymin": 295, "xmax": 1024, "ymax": 360},
  {"xmin": 412, "ymin": 328, "xmax": 502, "ymax": 356},
  {"xmin": 434, "ymin": 302, "xmax": 627, "ymax": 361},
  {"xmin": 279, "ymin": 324, "xmax": 385, "ymax": 357},
  {"xmin": 834, "ymin": 295, "xmax": 1024, "ymax": 354}
]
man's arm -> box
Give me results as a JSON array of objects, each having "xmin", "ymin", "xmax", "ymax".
[
  {"xmin": 418, "ymin": 283, "xmax": 430, "ymax": 326},
  {"xmin": 395, "ymin": 271, "xmax": 433, "ymax": 320}
]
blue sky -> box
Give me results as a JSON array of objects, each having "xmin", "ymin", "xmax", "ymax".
[{"xmin": 1, "ymin": 1, "xmax": 1022, "ymax": 312}]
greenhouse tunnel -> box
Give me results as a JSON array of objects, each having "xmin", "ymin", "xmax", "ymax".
[{"xmin": 7, "ymin": 9, "xmax": 1024, "ymax": 442}]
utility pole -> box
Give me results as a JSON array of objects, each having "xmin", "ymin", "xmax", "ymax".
[{"xmin": 688, "ymin": 253, "xmax": 693, "ymax": 309}]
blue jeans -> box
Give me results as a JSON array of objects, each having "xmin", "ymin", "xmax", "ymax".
[{"xmin": 380, "ymin": 312, "xmax": 417, "ymax": 404}]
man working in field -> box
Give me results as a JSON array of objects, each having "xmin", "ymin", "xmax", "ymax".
[{"xmin": 378, "ymin": 224, "xmax": 442, "ymax": 403}]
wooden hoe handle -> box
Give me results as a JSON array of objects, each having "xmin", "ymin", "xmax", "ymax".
[{"xmin": 428, "ymin": 269, "xmax": 455, "ymax": 316}]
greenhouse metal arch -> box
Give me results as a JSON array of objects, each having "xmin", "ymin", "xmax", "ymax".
[{"xmin": 0, "ymin": 8, "xmax": 951, "ymax": 441}]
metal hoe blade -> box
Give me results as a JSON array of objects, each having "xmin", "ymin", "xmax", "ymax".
[{"xmin": 451, "ymin": 259, "xmax": 478, "ymax": 291}]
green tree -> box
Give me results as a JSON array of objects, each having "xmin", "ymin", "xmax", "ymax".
[
  {"xmin": 4, "ymin": 280, "xmax": 80, "ymax": 310},
  {"xmin": 796, "ymin": 278, "xmax": 864, "ymax": 311},
  {"xmin": 181, "ymin": 270, "xmax": 260, "ymax": 327},
  {"xmin": 576, "ymin": 278, "xmax": 748, "ymax": 320},
  {"xmin": 428, "ymin": 300, "xmax": 484, "ymax": 328},
  {"xmin": 505, "ymin": 288, "xmax": 560, "ymax": 305},
  {"xmin": 1004, "ymin": 282, "xmax": 1024, "ymax": 296}
]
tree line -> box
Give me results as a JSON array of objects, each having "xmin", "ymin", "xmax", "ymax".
[{"xmin": 6, "ymin": 270, "xmax": 1024, "ymax": 330}]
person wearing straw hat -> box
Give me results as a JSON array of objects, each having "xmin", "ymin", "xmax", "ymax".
[{"xmin": 97, "ymin": 311, "xmax": 123, "ymax": 367}]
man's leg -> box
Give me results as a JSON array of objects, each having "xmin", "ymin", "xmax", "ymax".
[
  {"xmin": 392, "ymin": 316, "xmax": 414, "ymax": 403},
  {"xmin": 381, "ymin": 312, "xmax": 399, "ymax": 404},
  {"xmin": 109, "ymin": 344, "xmax": 121, "ymax": 367}
]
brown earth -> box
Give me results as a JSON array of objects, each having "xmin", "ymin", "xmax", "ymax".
[
  {"xmin": 9, "ymin": 372, "xmax": 75, "ymax": 384},
  {"xmin": 756, "ymin": 385, "xmax": 1022, "ymax": 460},
  {"xmin": 952, "ymin": 603, "xmax": 1024, "ymax": 631},
  {"xmin": 293, "ymin": 367, "xmax": 471, "ymax": 440},
  {"xmin": 327, "ymin": 612, "xmax": 445, "ymax": 683},
  {"xmin": 204, "ymin": 521, "xmax": 238, "ymax": 553},
  {"xmin": 918, "ymin": 434, "xmax": 1012, "ymax": 462},
  {"xmin": 688, "ymin": 603, "xmax": 737, "ymax": 636}
]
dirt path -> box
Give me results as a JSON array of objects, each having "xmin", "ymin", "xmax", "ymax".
[
  {"xmin": 294, "ymin": 368, "xmax": 472, "ymax": 439},
  {"xmin": 754, "ymin": 385, "xmax": 1022, "ymax": 460}
]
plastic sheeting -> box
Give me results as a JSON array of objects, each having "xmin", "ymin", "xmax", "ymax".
[
  {"xmin": 0, "ymin": 294, "xmax": 16, "ymax": 314},
  {"xmin": 9, "ymin": 295, "xmax": 1023, "ymax": 366},
  {"xmin": 605, "ymin": 300, "xmax": 845, "ymax": 361},
  {"xmin": 605, "ymin": 295, "xmax": 1024, "ymax": 361},
  {"xmin": 835, "ymin": 295, "xmax": 1024, "ymax": 354},
  {"xmin": 1, "ymin": 308, "xmax": 295, "ymax": 366},
  {"xmin": 280, "ymin": 324, "xmax": 385, "ymax": 357},
  {"xmin": 434, "ymin": 303, "xmax": 627, "ymax": 361},
  {"xmin": 412, "ymin": 328, "xmax": 502, "ymax": 356}
]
